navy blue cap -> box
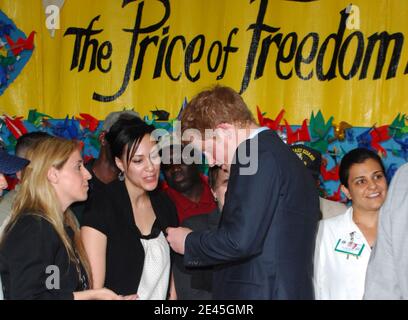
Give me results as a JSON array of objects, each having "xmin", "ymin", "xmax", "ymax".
[
  {"xmin": 0, "ymin": 149, "xmax": 30, "ymax": 175},
  {"xmin": 290, "ymin": 144, "xmax": 322, "ymax": 178}
]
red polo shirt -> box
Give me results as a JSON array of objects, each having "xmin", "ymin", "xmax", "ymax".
[{"xmin": 162, "ymin": 174, "xmax": 217, "ymax": 224}]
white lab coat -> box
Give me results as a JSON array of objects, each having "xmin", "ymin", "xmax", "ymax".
[{"xmin": 314, "ymin": 207, "xmax": 371, "ymax": 300}]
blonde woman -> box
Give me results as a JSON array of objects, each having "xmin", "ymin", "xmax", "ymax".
[{"xmin": 0, "ymin": 137, "xmax": 129, "ymax": 300}]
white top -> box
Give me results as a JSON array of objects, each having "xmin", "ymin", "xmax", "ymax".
[
  {"xmin": 137, "ymin": 231, "xmax": 170, "ymax": 300},
  {"xmin": 314, "ymin": 207, "xmax": 372, "ymax": 300}
]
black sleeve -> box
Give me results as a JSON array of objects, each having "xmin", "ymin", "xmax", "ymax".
[
  {"xmin": 2, "ymin": 215, "xmax": 74, "ymax": 300},
  {"xmin": 82, "ymin": 189, "xmax": 110, "ymax": 236},
  {"xmin": 166, "ymin": 196, "xmax": 179, "ymax": 228},
  {"xmin": 184, "ymin": 149, "xmax": 281, "ymax": 266},
  {"xmin": 154, "ymin": 191, "xmax": 179, "ymax": 230}
]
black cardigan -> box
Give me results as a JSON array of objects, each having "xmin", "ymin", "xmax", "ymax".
[
  {"xmin": 0, "ymin": 214, "xmax": 88, "ymax": 300},
  {"xmin": 82, "ymin": 179, "xmax": 178, "ymax": 295}
]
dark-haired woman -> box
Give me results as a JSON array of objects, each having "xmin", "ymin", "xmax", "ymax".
[
  {"xmin": 314, "ymin": 148, "xmax": 388, "ymax": 299},
  {"xmin": 81, "ymin": 118, "xmax": 178, "ymax": 299}
]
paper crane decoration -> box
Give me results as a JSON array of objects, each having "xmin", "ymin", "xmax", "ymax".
[
  {"xmin": 76, "ymin": 113, "xmax": 99, "ymax": 132},
  {"xmin": 356, "ymin": 127, "xmax": 373, "ymax": 150},
  {"xmin": 346, "ymin": 128, "xmax": 355, "ymax": 143},
  {"xmin": 326, "ymin": 185, "xmax": 344, "ymax": 202},
  {"xmin": 320, "ymin": 157, "xmax": 339, "ymax": 181},
  {"xmin": 0, "ymin": 22, "xmax": 14, "ymax": 37},
  {"xmin": 2, "ymin": 114, "xmax": 28, "ymax": 139},
  {"xmin": 307, "ymin": 111, "xmax": 334, "ymax": 154},
  {"xmin": 52, "ymin": 116, "xmax": 80, "ymax": 139},
  {"xmin": 0, "ymin": 55, "xmax": 16, "ymax": 67},
  {"xmin": 5, "ymin": 31, "xmax": 35, "ymax": 56},
  {"xmin": 28, "ymin": 109, "xmax": 53, "ymax": 128},
  {"xmin": 388, "ymin": 113, "xmax": 406, "ymax": 139},
  {"xmin": 257, "ymin": 106, "xmax": 285, "ymax": 131},
  {"xmin": 370, "ymin": 125, "xmax": 390, "ymax": 156},
  {"xmin": 309, "ymin": 110, "xmax": 333, "ymax": 141},
  {"xmin": 284, "ymin": 119, "xmax": 310, "ymax": 144}
]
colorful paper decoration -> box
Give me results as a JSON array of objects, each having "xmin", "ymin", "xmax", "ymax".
[{"xmin": 257, "ymin": 106, "xmax": 285, "ymax": 131}]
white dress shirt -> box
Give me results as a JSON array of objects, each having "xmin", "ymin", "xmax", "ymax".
[{"xmin": 314, "ymin": 207, "xmax": 372, "ymax": 300}]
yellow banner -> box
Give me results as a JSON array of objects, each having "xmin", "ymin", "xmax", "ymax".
[{"xmin": 0, "ymin": 0, "xmax": 407, "ymax": 126}]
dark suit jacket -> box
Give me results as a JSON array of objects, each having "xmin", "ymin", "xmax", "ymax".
[
  {"xmin": 173, "ymin": 209, "xmax": 221, "ymax": 300},
  {"xmin": 184, "ymin": 129, "xmax": 320, "ymax": 299}
]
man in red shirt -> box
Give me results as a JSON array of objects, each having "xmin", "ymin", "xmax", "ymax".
[
  {"xmin": 161, "ymin": 144, "xmax": 219, "ymax": 299},
  {"xmin": 161, "ymin": 144, "xmax": 217, "ymax": 224}
]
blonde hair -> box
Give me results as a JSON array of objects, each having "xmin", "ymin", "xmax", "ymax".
[{"xmin": 2, "ymin": 137, "xmax": 92, "ymax": 286}]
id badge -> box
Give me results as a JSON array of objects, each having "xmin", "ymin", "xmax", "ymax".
[{"xmin": 335, "ymin": 237, "xmax": 365, "ymax": 257}]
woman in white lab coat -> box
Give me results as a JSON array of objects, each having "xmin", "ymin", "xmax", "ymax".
[{"xmin": 314, "ymin": 148, "xmax": 388, "ymax": 300}]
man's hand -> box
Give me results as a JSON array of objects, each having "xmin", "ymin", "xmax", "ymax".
[{"xmin": 166, "ymin": 227, "xmax": 192, "ymax": 254}]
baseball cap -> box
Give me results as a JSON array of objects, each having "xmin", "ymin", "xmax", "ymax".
[
  {"xmin": 290, "ymin": 144, "xmax": 322, "ymax": 179},
  {"xmin": 101, "ymin": 110, "xmax": 140, "ymax": 132},
  {"xmin": 0, "ymin": 149, "xmax": 30, "ymax": 175}
]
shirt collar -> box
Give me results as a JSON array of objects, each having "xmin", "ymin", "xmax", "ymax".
[
  {"xmin": 163, "ymin": 174, "xmax": 215, "ymax": 206},
  {"xmin": 248, "ymin": 126, "xmax": 269, "ymax": 140},
  {"xmin": 345, "ymin": 206, "xmax": 372, "ymax": 252}
]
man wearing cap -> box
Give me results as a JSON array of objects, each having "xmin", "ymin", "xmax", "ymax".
[
  {"xmin": 0, "ymin": 146, "xmax": 30, "ymax": 226},
  {"xmin": 290, "ymin": 144, "xmax": 347, "ymax": 220},
  {"xmin": 0, "ymin": 148, "xmax": 29, "ymax": 188},
  {"xmin": 71, "ymin": 110, "xmax": 140, "ymax": 225},
  {"xmin": 0, "ymin": 147, "xmax": 29, "ymax": 301},
  {"xmin": 0, "ymin": 132, "xmax": 51, "ymax": 235}
]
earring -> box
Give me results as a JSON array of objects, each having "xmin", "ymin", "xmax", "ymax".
[{"xmin": 118, "ymin": 171, "xmax": 125, "ymax": 181}]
